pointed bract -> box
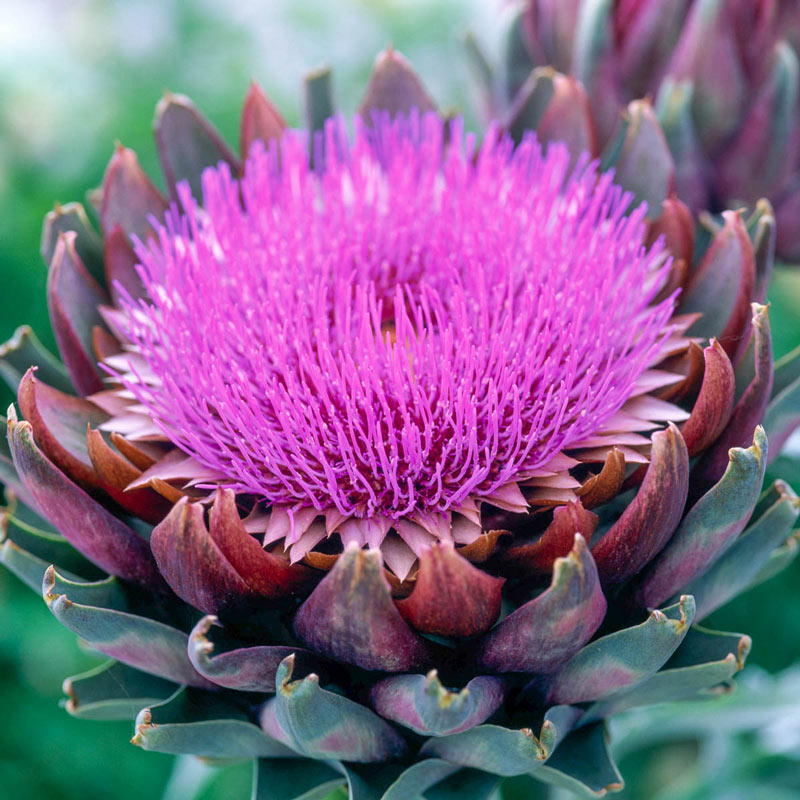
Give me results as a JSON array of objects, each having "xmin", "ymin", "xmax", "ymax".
[
  {"xmin": 100, "ymin": 145, "xmax": 168, "ymax": 242},
  {"xmin": 47, "ymin": 233, "xmax": 109, "ymax": 395},
  {"xmin": 188, "ymin": 615, "xmax": 320, "ymax": 693},
  {"xmin": 692, "ymin": 304, "xmax": 772, "ymax": 494},
  {"xmin": 591, "ymin": 424, "xmax": 689, "ymax": 583},
  {"xmin": 17, "ymin": 368, "xmax": 108, "ymax": 490},
  {"xmin": 151, "ymin": 498, "xmax": 252, "ymax": 616},
  {"xmin": 475, "ymin": 535, "xmax": 606, "ymax": 673},
  {"xmin": 267, "ymin": 655, "xmax": 408, "ymax": 762},
  {"xmin": 396, "ymin": 543, "xmax": 504, "ymax": 637},
  {"xmin": 370, "ymin": 671, "xmax": 505, "ymax": 736},
  {"xmin": 500, "ymin": 500, "xmax": 598, "ymax": 575},
  {"xmin": 154, "ymin": 92, "xmax": 241, "ymax": 200},
  {"xmin": 542, "ymin": 596, "xmax": 695, "ymax": 705},
  {"xmin": 240, "ymin": 81, "xmax": 286, "ymax": 159},
  {"xmin": 8, "ymin": 415, "xmax": 164, "ymax": 589},
  {"xmin": 359, "ymin": 48, "xmax": 436, "ymax": 118},
  {"xmin": 293, "ymin": 544, "xmax": 433, "ymax": 671},
  {"xmin": 680, "ymin": 340, "xmax": 735, "ymax": 456},
  {"xmin": 606, "ymin": 99, "xmax": 675, "ymax": 218},
  {"xmin": 633, "ymin": 426, "xmax": 768, "ymax": 610},
  {"xmin": 208, "ymin": 489, "xmax": 314, "ymax": 598}
]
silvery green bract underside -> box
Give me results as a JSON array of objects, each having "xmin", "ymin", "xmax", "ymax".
[{"xmin": 1, "ymin": 44, "xmax": 800, "ymax": 800}]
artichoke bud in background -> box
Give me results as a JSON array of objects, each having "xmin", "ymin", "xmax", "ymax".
[
  {"xmin": 478, "ymin": 0, "xmax": 800, "ymax": 262},
  {"xmin": 2, "ymin": 46, "xmax": 800, "ymax": 800}
]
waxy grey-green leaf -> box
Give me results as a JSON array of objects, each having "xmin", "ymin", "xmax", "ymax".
[
  {"xmin": 423, "ymin": 769, "xmax": 502, "ymax": 800},
  {"xmin": 0, "ymin": 426, "xmax": 30, "ymax": 505},
  {"xmin": 772, "ymin": 340, "xmax": 800, "ymax": 397},
  {"xmin": 748, "ymin": 530, "xmax": 800, "ymax": 589},
  {"xmin": 1, "ymin": 501, "xmax": 101, "ymax": 586},
  {"xmin": 684, "ymin": 480, "xmax": 800, "ymax": 618},
  {"xmin": 542, "ymin": 597, "xmax": 696, "ymax": 706},
  {"xmin": 380, "ymin": 759, "xmax": 459, "ymax": 800},
  {"xmin": 133, "ymin": 688, "xmax": 295, "ymax": 759},
  {"xmin": 44, "ymin": 566, "xmax": 211, "ymax": 687},
  {"xmin": 64, "ymin": 660, "xmax": 177, "ymax": 721},
  {"xmin": 44, "ymin": 564, "xmax": 129, "ymax": 611},
  {"xmin": 0, "ymin": 537, "xmax": 83, "ymax": 592},
  {"xmin": 763, "ymin": 367, "xmax": 800, "ymax": 459},
  {"xmin": 341, "ymin": 764, "xmax": 408, "ymax": 800},
  {"xmin": 419, "ymin": 705, "xmax": 582, "ymax": 777},
  {"xmin": 582, "ymin": 626, "xmax": 750, "ymax": 722},
  {"xmin": 266, "ymin": 655, "xmax": 407, "ymax": 763}
]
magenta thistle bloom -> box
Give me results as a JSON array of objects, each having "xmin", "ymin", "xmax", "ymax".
[
  {"xmin": 0, "ymin": 50, "xmax": 796, "ymax": 800},
  {"xmin": 106, "ymin": 114, "xmax": 675, "ymax": 572}
]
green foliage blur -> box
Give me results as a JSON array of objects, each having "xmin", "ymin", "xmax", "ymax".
[{"xmin": 1, "ymin": 2, "xmax": 799, "ymax": 799}]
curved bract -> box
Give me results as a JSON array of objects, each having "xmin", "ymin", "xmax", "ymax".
[{"xmin": 1, "ymin": 47, "xmax": 799, "ymax": 800}]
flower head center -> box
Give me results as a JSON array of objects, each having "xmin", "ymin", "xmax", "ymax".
[{"xmin": 115, "ymin": 114, "xmax": 674, "ymax": 520}]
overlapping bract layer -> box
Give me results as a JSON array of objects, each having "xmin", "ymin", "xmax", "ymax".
[
  {"xmin": 0, "ymin": 45, "xmax": 799, "ymax": 800},
  {"xmin": 484, "ymin": 0, "xmax": 800, "ymax": 260}
]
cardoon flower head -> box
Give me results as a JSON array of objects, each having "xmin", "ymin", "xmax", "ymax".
[
  {"xmin": 110, "ymin": 114, "xmax": 674, "ymax": 569},
  {"xmin": 1, "ymin": 48, "xmax": 798, "ymax": 800}
]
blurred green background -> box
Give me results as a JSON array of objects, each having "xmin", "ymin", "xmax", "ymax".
[{"xmin": 1, "ymin": 1, "xmax": 799, "ymax": 798}]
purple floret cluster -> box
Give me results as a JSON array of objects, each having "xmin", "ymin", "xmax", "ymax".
[{"xmin": 116, "ymin": 113, "xmax": 674, "ymax": 520}]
